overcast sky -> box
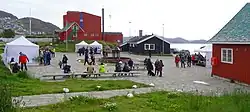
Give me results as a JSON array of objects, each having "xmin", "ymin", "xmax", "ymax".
[{"xmin": 0, "ymin": 0, "xmax": 249, "ymax": 40}]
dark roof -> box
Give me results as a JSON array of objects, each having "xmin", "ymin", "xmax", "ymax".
[
  {"xmin": 103, "ymin": 32, "xmax": 123, "ymax": 34},
  {"xmin": 127, "ymin": 35, "xmax": 153, "ymax": 43},
  {"xmin": 209, "ymin": 3, "xmax": 250, "ymax": 42}
]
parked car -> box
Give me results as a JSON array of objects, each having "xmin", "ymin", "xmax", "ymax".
[{"xmin": 170, "ymin": 48, "xmax": 179, "ymax": 54}]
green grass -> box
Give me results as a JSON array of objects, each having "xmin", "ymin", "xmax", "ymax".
[
  {"xmin": 7, "ymin": 77, "xmax": 147, "ymax": 96},
  {"xmin": 22, "ymin": 91, "xmax": 250, "ymax": 112},
  {"xmin": 0, "ymin": 55, "xmax": 148, "ymax": 97}
]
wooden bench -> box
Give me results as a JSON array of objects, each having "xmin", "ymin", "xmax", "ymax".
[
  {"xmin": 42, "ymin": 73, "xmax": 73, "ymax": 80},
  {"xmin": 42, "ymin": 71, "xmax": 142, "ymax": 80},
  {"xmin": 73, "ymin": 71, "xmax": 142, "ymax": 78}
]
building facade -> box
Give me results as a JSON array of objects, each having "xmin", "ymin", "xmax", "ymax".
[
  {"xmin": 121, "ymin": 34, "xmax": 171, "ymax": 54},
  {"xmin": 208, "ymin": 3, "xmax": 250, "ymax": 84},
  {"xmin": 59, "ymin": 11, "xmax": 123, "ymax": 44}
]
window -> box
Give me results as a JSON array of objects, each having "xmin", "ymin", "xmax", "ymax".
[
  {"xmin": 144, "ymin": 44, "xmax": 155, "ymax": 50},
  {"xmin": 84, "ymin": 33, "xmax": 88, "ymax": 36},
  {"xmin": 95, "ymin": 33, "xmax": 99, "ymax": 36},
  {"xmin": 130, "ymin": 44, "xmax": 135, "ymax": 47},
  {"xmin": 91, "ymin": 33, "xmax": 95, "ymax": 36},
  {"xmin": 221, "ymin": 48, "xmax": 233, "ymax": 64}
]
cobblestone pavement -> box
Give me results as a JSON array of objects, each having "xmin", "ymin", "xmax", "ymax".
[{"xmin": 18, "ymin": 52, "xmax": 250, "ymax": 107}]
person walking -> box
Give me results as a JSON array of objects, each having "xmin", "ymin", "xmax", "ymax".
[
  {"xmin": 84, "ymin": 53, "xmax": 89, "ymax": 65},
  {"xmin": 90, "ymin": 54, "xmax": 95, "ymax": 65},
  {"xmin": 154, "ymin": 59, "xmax": 160, "ymax": 76},
  {"xmin": 180, "ymin": 54, "xmax": 186, "ymax": 68},
  {"xmin": 158, "ymin": 60, "xmax": 164, "ymax": 77},
  {"xmin": 187, "ymin": 55, "xmax": 192, "ymax": 67},
  {"xmin": 175, "ymin": 55, "xmax": 180, "ymax": 68},
  {"xmin": 19, "ymin": 52, "xmax": 29, "ymax": 71},
  {"xmin": 146, "ymin": 59, "xmax": 154, "ymax": 76},
  {"xmin": 62, "ymin": 54, "xmax": 68, "ymax": 68}
]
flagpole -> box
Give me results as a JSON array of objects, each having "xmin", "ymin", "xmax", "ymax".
[
  {"xmin": 65, "ymin": 21, "xmax": 68, "ymax": 51},
  {"xmin": 66, "ymin": 29, "xmax": 68, "ymax": 51}
]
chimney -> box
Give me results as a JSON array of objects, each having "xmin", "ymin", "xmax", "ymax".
[
  {"xmin": 102, "ymin": 8, "xmax": 105, "ymax": 40},
  {"xmin": 139, "ymin": 30, "xmax": 143, "ymax": 37}
]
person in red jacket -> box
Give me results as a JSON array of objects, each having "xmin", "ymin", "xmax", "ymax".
[
  {"xmin": 191, "ymin": 54, "xmax": 195, "ymax": 65},
  {"xmin": 175, "ymin": 55, "xmax": 180, "ymax": 68},
  {"xmin": 19, "ymin": 52, "xmax": 29, "ymax": 71}
]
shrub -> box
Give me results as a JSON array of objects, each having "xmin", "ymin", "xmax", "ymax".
[
  {"xmin": 103, "ymin": 102, "xmax": 117, "ymax": 111},
  {"xmin": 0, "ymin": 82, "xmax": 17, "ymax": 112}
]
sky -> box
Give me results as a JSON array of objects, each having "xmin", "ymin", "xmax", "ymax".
[{"xmin": 0, "ymin": 0, "xmax": 249, "ymax": 40}]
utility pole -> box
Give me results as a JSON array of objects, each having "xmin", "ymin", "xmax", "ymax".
[
  {"xmin": 162, "ymin": 24, "xmax": 165, "ymax": 55},
  {"xmin": 29, "ymin": 8, "xmax": 32, "ymax": 35}
]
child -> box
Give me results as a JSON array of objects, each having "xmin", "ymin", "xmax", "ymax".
[{"xmin": 58, "ymin": 61, "xmax": 62, "ymax": 69}]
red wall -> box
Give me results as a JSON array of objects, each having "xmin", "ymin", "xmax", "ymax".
[
  {"xmin": 60, "ymin": 11, "xmax": 123, "ymax": 43},
  {"xmin": 63, "ymin": 11, "xmax": 101, "ymax": 41},
  {"xmin": 212, "ymin": 44, "xmax": 250, "ymax": 84},
  {"xmin": 104, "ymin": 33, "xmax": 123, "ymax": 44}
]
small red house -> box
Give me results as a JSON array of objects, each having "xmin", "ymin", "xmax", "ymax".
[
  {"xmin": 208, "ymin": 3, "xmax": 250, "ymax": 84},
  {"xmin": 58, "ymin": 11, "xmax": 123, "ymax": 44},
  {"xmin": 58, "ymin": 22, "xmax": 85, "ymax": 41}
]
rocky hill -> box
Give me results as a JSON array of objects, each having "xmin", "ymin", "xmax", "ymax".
[
  {"xmin": 0, "ymin": 10, "xmax": 60, "ymax": 35},
  {"xmin": 18, "ymin": 17, "xmax": 60, "ymax": 34},
  {"xmin": 0, "ymin": 10, "xmax": 18, "ymax": 19}
]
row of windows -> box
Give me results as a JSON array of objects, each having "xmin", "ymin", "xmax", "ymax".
[
  {"xmin": 129, "ymin": 43, "xmax": 155, "ymax": 50},
  {"xmin": 83, "ymin": 33, "xmax": 99, "ymax": 37},
  {"xmin": 73, "ymin": 33, "xmax": 99, "ymax": 37}
]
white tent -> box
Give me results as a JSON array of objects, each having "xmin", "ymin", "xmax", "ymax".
[
  {"xmin": 4, "ymin": 36, "xmax": 39, "ymax": 64},
  {"xmin": 75, "ymin": 41, "xmax": 89, "ymax": 52},
  {"xmin": 89, "ymin": 41, "xmax": 103, "ymax": 54},
  {"xmin": 194, "ymin": 44, "xmax": 212, "ymax": 68}
]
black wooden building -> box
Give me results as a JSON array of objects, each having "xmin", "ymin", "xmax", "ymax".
[{"xmin": 120, "ymin": 34, "xmax": 171, "ymax": 54}]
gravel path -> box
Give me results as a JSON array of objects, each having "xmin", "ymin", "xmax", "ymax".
[
  {"xmin": 18, "ymin": 52, "xmax": 250, "ymax": 107},
  {"xmin": 13, "ymin": 87, "xmax": 157, "ymax": 107}
]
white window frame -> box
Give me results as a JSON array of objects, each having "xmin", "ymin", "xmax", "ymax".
[
  {"xmin": 130, "ymin": 44, "xmax": 135, "ymax": 47},
  {"xmin": 221, "ymin": 48, "xmax": 233, "ymax": 64},
  {"xmin": 144, "ymin": 44, "xmax": 155, "ymax": 50},
  {"xmin": 95, "ymin": 33, "xmax": 99, "ymax": 36},
  {"xmin": 84, "ymin": 33, "xmax": 88, "ymax": 36},
  {"xmin": 91, "ymin": 33, "xmax": 95, "ymax": 36}
]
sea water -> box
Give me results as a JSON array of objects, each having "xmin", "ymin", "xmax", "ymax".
[{"xmin": 170, "ymin": 43, "xmax": 210, "ymax": 54}]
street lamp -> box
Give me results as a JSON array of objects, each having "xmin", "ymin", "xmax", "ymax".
[
  {"xmin": 129, "ymin": 21, "xmax": 132, "ymax": 54},
  {"xmin": 162, "ymin": 24, "xmax": 165, "ymax": 55}
]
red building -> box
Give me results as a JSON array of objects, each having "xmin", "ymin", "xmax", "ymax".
[
  {"xmin": 58, "ymin": 11, "xmax": 123, "ymax": 44},
  {"xmin": 208, "ymin": 3, "xmax": 250, "ymax": 84}
]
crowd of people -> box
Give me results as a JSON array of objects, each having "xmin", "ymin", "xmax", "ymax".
[
  {"xmin": 174, "ymin": 52, "xmax": 205, "ymax": 68},
  {"xmin": 9, "ymin": 52, "xmax": 29, "ymax": 73},
  {"xmin": 39, "ymin": 47, "xmax": 55, "ymax": 66},
  {"xmin": 77, "ymin": 47, "xmax": 96, "ymax": 66},
  {"xmin": 144, "ymin": 58, "xmax": 164, "ymax": 77}
]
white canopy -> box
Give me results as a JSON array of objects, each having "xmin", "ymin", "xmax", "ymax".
[
  {"xmin": 194, "ymin": 44, "xmax": 212, "ymax": 53},
  {"xmin": 4, "ymin": 36, "xmax": 39, "ymax": 64},
  {"xmin": 89, "ymin": 41, "xmax": 103, "ymax": 54},
  {"xmin": 194, "ymin": 44, "xmax": 212, "ymax": 68},
  {"xmin": 75, "ymin": 40, "xmax": 89, "ymax": 52}
]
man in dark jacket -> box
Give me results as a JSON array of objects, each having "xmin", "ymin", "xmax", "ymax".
[
  {"xmin": 128, "ymin": 59, "xmax": 134, "ymax": 70},
  {"xmin": 62, "ymin": 54, "xmax": 68, "ymax": 68},
  {"xmin": 146, "ymin": 59, "xmax": 154, "ymax": 76}
]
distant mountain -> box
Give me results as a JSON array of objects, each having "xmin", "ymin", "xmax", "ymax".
[
  {"xmin": 165, "ymin": 37, "xmax": 207, "ymax": 43},
  {"xmin": 0, "ymin": 10, "xmax": 60, "ymax": 35},
  {"xmin": 123, "ymin": 37, "xmax": 207, "ymax": 44},
  {"xmin": 0, "ymin": 10, "xmax": 18, "ymax": 19},
  {"xmin": 18, "ymin": 17, "xmax": 60, "ymax": 34}
]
